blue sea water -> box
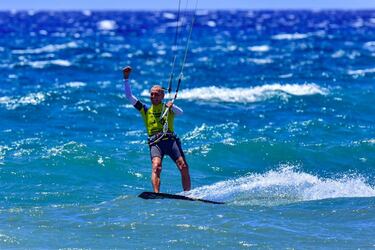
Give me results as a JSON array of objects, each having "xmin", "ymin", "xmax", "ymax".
[{"xmin": 0, "ymin": 9, "xmax": 375, "ymax": 248}]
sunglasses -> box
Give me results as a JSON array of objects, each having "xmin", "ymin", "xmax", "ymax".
[{"xmin": 150, "ymin": 92, "xmax": 161, "ymax": 97}]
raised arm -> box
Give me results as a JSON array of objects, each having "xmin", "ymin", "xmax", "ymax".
[{"xmin": 123, "ymin": 66, "xmax": 138, "ymax": 105}]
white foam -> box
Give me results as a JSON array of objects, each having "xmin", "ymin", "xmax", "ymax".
[
  {"xmin": 0, "ymin": 145, "xmax": 11, "ymax": 165},
  {"xmin": 162, "ymin": 12, "xmax": 176, "ymax": 20},
  {"xmin": 142, "ymin": 84, "xmax": 328, "ymax": 103},
  {"xmin": 248, "ymin": 45, "xmax": 270, "ymax": 52},
  {"xmin": 183, "ymin": 122, "xmax": 238, "ymax": 142},
  {"xmin": 0, "ymin": 92, "xmax": 46, "ymax": 110},
  {"xmin": 44, "ymin": 141, "xmax": 86, "ymax": 158},
  {"xmin": 65, "ymin": 82, "xmax": 87, "ymax": 88},
  {"xmin": 272, "ymin": 33, "xmax": 309, "ymax": 40},
  {"xmin": 364, "ymin": 41, "xmax": 375, "ymax": 51},
  {"xmin": 97, "ymin": 20, "xmax": 118, "ymax": 31},
  {"xmin": 23, "ymin": 59, "xmax": 72, "ymax": 69},
  {"xmin": 12, "ymin": 42, "xmax": 78, "ymax": 54},
  {"xmin": 348, "ymin": 68, "xmax": 375, "ymax": 76},
  {"xmin": 184, "ymin": 166, "xmax": 375, "ymax": 205},
  {"xmin": 207, "ymin": 21, "xmax": 216, "ymax": 27},
  {"xmin": 247, "ymin": 58, "xmax": 273, "ymax": 64},
  {"xmin": 331, "ymin": 50, "xmax": 345, "ymax": 58}
]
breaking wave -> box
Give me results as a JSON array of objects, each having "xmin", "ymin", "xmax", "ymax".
[
  {"xmin": 184, "ymin": 166, "xmax": 375, "ymax": 206},
  {"xmin": 141, "ymin": 83, "xmax": 328, "ymax": 103},
  {"xmin": 0, "ymin": 92, "xmax": 47, "ymax": 110},
  {"xmin": 12, "ymin": 42, "xmax": 79, "ymax": 54},
  {"xmin": 272, "ymin": 33, "xmax": 309, "ymax": 40}
]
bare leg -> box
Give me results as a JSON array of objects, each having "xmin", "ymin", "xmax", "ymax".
[
  {"xmin": 151, "ymin": 157, "xmax": 162, "ymax": 193},
  {"xmin": 175, "ymin": 156, "xmax": 191, "ymax": 191}
]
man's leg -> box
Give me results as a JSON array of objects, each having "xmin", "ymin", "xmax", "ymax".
[
  {"xmin": 175, "ymin": 156, "xmax": 191, "ymax": 191},
  {"xmin": 151, "ymin": 157, "xmax": 162, "ymax": 193}
]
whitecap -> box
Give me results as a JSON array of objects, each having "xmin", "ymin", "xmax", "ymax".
[
  {"xmin": 97, "ymin": 20, "xmax": 118, "ymax": 31},
  {"xmin": 12, "ymin": 42, "xmax": 78, "ymax": 54},
  {"xmin": 44, "ymin": 141, "xmax": 86, "ymax": 158},
  {"xmin": 162, "ymin": 12, "xmax": 176, "ymax": 20},
  {"xmin": 248, "ymin": 45, "xmax": 270, "ymax": 52},
  {"xmin": 348, "ymin": 68, "xmax": 375, "ymax": 76},
  {"xmin": 50, "ymin": 59, "xmax": 71, "ymax": 67},
  {"xmin": 164, "ymin": 21, "xmax": 184, "ymax": 28},
  {"xmin": 0, "ymin": 92, "xmax": 46, "ymax": 110},
  {"xmin": 207, "ymin": 21, "xmax": 216, "ymax": 27},
  {"xmin": 151, "ymin": 83, "xmax": 327, "ymax": 103},
  {"xmin": 183, "ymin": 166, "xmax": 375, "ymax": 205},
  {"xmin": 247, "ymin": 58, "xmax": 273, "ymax": 64},
  {"xmin": 25, "ymin": 59, "xmax": 72, "ymax": 69},
  {"xmin": 364, "ymin": 41, "xmax": 375, "ymax": 51},
  {"xmin": 272, "ymin": 33, "xmax": 309, "ymax": 40},
  {"xmin": 65, "ymin": 82, "xmax": 87, "ymax": 88},
  {"xmin": 331, "ymin": 50, "xmax": 345, "ymax": 58},
  {"xmin": 279, "ymin": 73, "xmax": 293, "ymax": 79}
]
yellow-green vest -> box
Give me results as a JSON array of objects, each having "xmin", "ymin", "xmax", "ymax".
[{"xmin": 139, "ymin": 103, "xmax": 175, "ymax": 136}]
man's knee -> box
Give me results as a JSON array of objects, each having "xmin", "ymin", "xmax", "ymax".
[
  {"xmin": 152, "ymin": 157, "xmax": 162, "ymax": 175},
  {"xmin": 176, "ymin": 157, "xmax": 188, "ymax": 171}
]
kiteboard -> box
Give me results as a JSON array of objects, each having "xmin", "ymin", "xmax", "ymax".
[{"xmin": 138, "ymin": 191, "xmax": 225, "ymax": 204}]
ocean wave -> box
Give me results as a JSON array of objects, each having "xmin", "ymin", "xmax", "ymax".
[
  {"xmin": 0, "ymin": 92, "xmax": 47, "ymax": 110},
  {"xmin": 44, "ymin": 141, "xmax": 86, "ymax": 158},
  {"xmin": 162, "ymin": 12, "xmax": 176, "ymax": 20},
  {"xmin": 183, "ymin": 122, "xmax": 238, "ymax": 153},
  {"xmin": 272, "ymin": 33, "xmax": 309, "ymax": 40},
  {"xmin": 63, "ymin": 81, "xmax": 87, "ymax": 88},
  {"xmin": 18, "ymin": 59, "xmax": 72, "ymax": 69},
  {"xmin": 364, "ymin": 41, "xmax": 375, "ymax": 51},
  {"xmin": 97, "ymin": 20, "xmax": 118, "ymax": 30},
  {"xmin": 206, "ymin": 21, "xmax": 216, "ymax": 27},
  {"xmin": 184, "ymin": 166, "xmax": 375, "ymax": 206},
  {"xmin": 12, "ymin": 42, "xmax": 78, "ymax": 54},
  {"xmin": 141, "ymin": 83, "xmax": 328, "ymax": 103},
  {"xmin": 247, "ymin": 45, "xmax": 270, "ymax": 52},
  {"xmin": 0, "ymin": 145, "xmax": 11, "ymax": 165},
  {"xmin": 348, "ymin": 68, "xmax": 375, "ymax": 76},
  {"xmin": 247, "ymin": 58, "xmax": 273, "ymax": 64}
]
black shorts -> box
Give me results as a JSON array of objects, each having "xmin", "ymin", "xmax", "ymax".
[{"xmin": 149, "ymin": 137, "xmax": 185, "ymax": 162}]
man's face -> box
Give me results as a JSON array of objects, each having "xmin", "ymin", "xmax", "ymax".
[{"xmin": 150, "ymin": 87, "xmax": 164, "ymax": 105}]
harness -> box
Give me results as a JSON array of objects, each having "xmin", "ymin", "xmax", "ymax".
[{"xmin": 148, "ymin": 132, "xmax": 177, "ymax": 146}]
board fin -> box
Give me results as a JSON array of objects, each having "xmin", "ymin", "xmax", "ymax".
[{"xmin": 138, "ymin": 191, "xmax": 225, "ymax": 204}]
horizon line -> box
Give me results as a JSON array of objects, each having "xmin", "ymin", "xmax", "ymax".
[{"xmin": 1, "ymin": 7, "xmax": 374, "ymax": 11}]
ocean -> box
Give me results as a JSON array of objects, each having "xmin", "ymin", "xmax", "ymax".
[{"xmin": 0, "ymin": 9, "xmax": 375, "ymax": 249}]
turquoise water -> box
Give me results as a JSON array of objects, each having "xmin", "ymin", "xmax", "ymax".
[{"xmin": 1, "ymin": 10, "xmax": 375, "ymax": 248}]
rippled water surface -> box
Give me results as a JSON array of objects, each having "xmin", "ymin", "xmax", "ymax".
[{"xmin": 0, "ymin": 10, "xmax": 375, "ymax": 249}]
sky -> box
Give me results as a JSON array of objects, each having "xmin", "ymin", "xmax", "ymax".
[{"xmin": 0, "ymin": 0, "xmax": 374, "ymax": 10}]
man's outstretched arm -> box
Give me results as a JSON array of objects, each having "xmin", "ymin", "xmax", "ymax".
[{"xmin": 123, "ymin": 66, "xmax": 138, "ymax": 106}]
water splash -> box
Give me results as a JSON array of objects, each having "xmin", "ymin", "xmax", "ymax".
[{"xmin": 184, "ymin": 166, "xmax": 375, "ymax": 206}]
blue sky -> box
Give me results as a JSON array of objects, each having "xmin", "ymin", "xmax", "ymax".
[{"xmin": 0, "ymin": 0, "xmax": 374, "ymax": 10}]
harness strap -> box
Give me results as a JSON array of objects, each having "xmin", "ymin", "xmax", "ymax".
[{"xmin": 148, "ymin": 132, "xmax": 177, "ymax": 146}]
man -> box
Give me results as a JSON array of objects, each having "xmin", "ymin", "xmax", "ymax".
[{"xmin": 122, "ymin": 66, "xmax": 191, "ymax": 193}]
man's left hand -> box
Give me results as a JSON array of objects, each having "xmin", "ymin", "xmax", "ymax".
[{"xmin": 166, "ymin": 101, "xmax": 174, "ymax": 108}]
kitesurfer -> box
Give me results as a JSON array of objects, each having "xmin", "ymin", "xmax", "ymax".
[{"xmin": 122, "ymin": 66, "xmax": 191, "ymax": 193}]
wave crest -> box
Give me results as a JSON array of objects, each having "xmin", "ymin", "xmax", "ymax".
[
  {"xmin": 0, "ymin": 92, "xmax": 46, "ymax": 110},
  {"xmin": 184, "ymin": 166, "xmax": 375, "ymax": 206},
  {"xmin": 12, "ymin": 42, "xmax": 78, "ymax": 54},
  {"xmin": 143, "ymin": 83, "xmax": 328, "ymax": 103}
]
